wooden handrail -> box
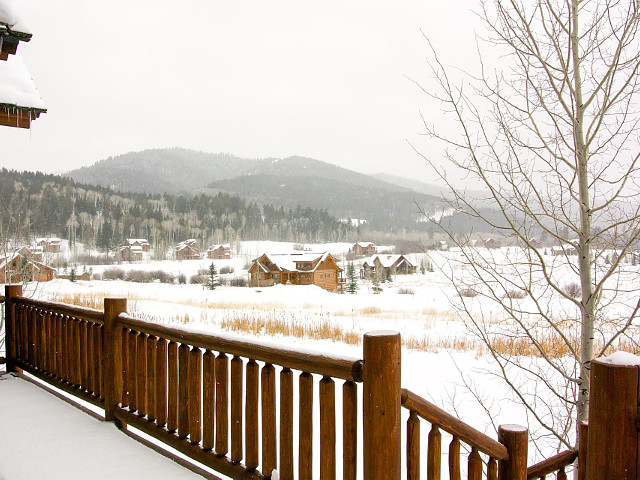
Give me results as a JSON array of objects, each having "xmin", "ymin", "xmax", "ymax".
[
  {"xmin": 527, "ymin": 450, "xmax": 577, "ymax": 479},
  {"xmin": 118, "ymin": 313, "xmax": 364, "ymax": 382},
  {"xmin": 401, "ymin": 388, "xmax": 509, "ymax": 460},
  {"xmin": 14, "ymin": 296, "xmax": 104, "ymax": 323}
]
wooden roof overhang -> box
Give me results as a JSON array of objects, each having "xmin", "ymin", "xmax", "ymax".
[
  {"xmin": 0, "ymin": 19, "xmax": 32, "ymax": 60},
  {"xmin": 0, "ymin": 103, "xmax": 45, "ymax": 128}
]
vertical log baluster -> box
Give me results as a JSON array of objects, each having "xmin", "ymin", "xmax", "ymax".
[
  {"xmin": 178, "ymin": 344, "xmax": 190, "ymax": 438},
  {"xmin": 448, "ymin": 435, "xmax": 461, "ymax": 480},
  {"xmin": 155, "ymin": 337, "xmax": 167, "ymax": 426},
  {"xmin": 215, "ymin": 352, "xmax": 229, "ymax": 456},
  {"xmin": 63, "ymin": 315, "xmax": 71, "ymax": 382},
  {"xmin": 136, "ymin": 332, "xmax": 147, "ymax": 417},
  {"xmin": 487, "ymin": 457, "xmax": 498, "ymax": 480},
  {"xmin": 230, "ymin": 355, "xmax": 243, "ymax": 464},
  {"xmin": 427, "ymin": 424, "xmax": 441, "ymax": 480},
  {"xmin": 45, "ymin": 312, "xmax": 53, "ymax": 375},
  {"xmin": 120, "ymin": 327, "xmax": 128, "ymax": 406},
  {"xmin": 80, "ymin": 321, "xmax": 89, "ymax": 390},
  {"xmin": 126, "ymin": 330, "xmax": 137, "ymax": 412},
  {"xmin": 167, "ymin": 341, "xmax": 178, "ymax": 432},
  {"xmin": 51, "ymin": 313, "xmax": 59, "ymax": 377},
  {"xmin": 202, "ymin": 350, "xmax": 215, "ymax": 451},
  {"xmin": 343, "ymin": 380, "xmax": 358, "ymax": 480},
  {"xmin": 407, "ymin": 410, "xmax": 420, "ymax": 480},
  {"xmin": 34, "ymin": 308, "xmax": 41, "ymax": 369},
  {"xmin": 299, "ymin": 372, "xmax": 314, "ymax": 479},
  {"xmin": 320, "ymin": 376, "xmax": 336, "ymax": 480},
  {"xmin": 97, "ymin": 324, "xmax": 104, "ymax": 397},
  {"xmin": 261, "ymin": 363, "xmax": 277, "ymax": 477},
  {"xmin": 468, "ymin": 447, "xmax": 482, "ymax": 480},
  {"xmin": 279, "ymin": 368, "xmax": 294, "ymax": 480},
  {"xmin": 188, "ymin": 346, "xmax": 202, "ymax": 445},
  {"xmin": 245, "ymin": 359, "xmax": 259, "ymax": 470},
  {"xmin": 146, "ymin": 335, "xmax": 156, "ymax": 422},
  {"xmin": 73, "ymin": 318, "xmax": 82, "ymax": 387},
  {"xmin": 26, "ymin": 306, "xmax": 33, "ymax": 366},
  {"xmin": 558, "ymin": 467, "xmax": 567, "ymax": 480},
  {"xmin": 87, "ymin": 323, "xmax": 96, "ymax": 394}
]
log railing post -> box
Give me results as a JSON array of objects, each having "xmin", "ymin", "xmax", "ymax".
[
  {"xmin": 103, "ymin": 298, "xmax": 127, "ymax": 422},
  {"xmin": 577, "ymin": 421, "xmax": 588, "ymax": 480},
  {"xmin": 363, "ymin": 331, "xmax": 401, "ymax": 480},
  {"xmin": 4, "ymin": 284, "xmax": 23, "ymax": 373},
  {"xmin": 498, "ymin": 425, "xmax": 527, "ymax": 480},
  {"xmin": 585, "ymin": 356, "xmax": 639, "ymax": 480}
]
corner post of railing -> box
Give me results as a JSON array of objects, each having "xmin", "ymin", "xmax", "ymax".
[
  {"xmin": 4, "ymin": 284, "xmax": 23, "ymax": 373},
  {"xmin": 585, "ymin": 357, "xmax": 639, "ymax": 480},
  {"xmin": 577, "ymin": 421, "xmax": 588, "ymax": 480},
  {"xmin": 498, "ymin": 424, "xmax": 527, "ymax": 480},
  {"xmin": 103, "ymin": 297, "xmax": 127, "ymax": 423},
  {"xmin": 363, "ymin": 330, "xmax": 401, "ymax": 480}
]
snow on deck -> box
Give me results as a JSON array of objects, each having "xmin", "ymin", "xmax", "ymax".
[{"xmin": 0, "ymin": 374, "xmax": 202, "ymax": 480}]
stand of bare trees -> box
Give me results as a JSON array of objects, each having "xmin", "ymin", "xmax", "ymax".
[{"xmin": 415, "ymin": 0, "xmax": 640, "ymax": 455}]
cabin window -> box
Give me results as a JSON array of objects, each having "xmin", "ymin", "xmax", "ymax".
[{"xmin": 273, "ymin": 273, "xmax": 279, "ymax": 280}]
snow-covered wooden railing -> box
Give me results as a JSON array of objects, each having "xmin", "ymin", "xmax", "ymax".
[{"xmin": 4, "ymin": 284, "xmax": 640, "ymax": 480}]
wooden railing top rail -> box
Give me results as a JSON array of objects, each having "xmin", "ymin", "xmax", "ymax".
[
  {"xmin": 527, "ymin": 449, "xmax": 577, "ymax": 479},
  {"xmin": 14, "ymin": 296, "xmax": 104, "ymax": 324},
  {"xmin": 401, "ymin": 388, "xmax": 509, "ymax": 460},
  {"xmin": 118, "ymin": 313, "xmax": 364, "ymax": 382}
]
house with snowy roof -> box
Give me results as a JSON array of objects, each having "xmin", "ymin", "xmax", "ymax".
[
  {"xmin": 127, "ymin": 238, "xmax": 150, "ymax": 252},
  {"xmin": 0, "ymin": 0, "xmax": 46, "ymax": 128},
  {"xmin": 35, "ymin": 237, "xmax": 61, "ymax": 253},
  {"xmin": 362, "ymin": 254, "xmax": 416, "ymax": 280},
  {"xmin": 349, "ymin": 242, "xmax": 376, "ymax": 257},
  {"xmin": 206, "ymin": 244, "xmax": 231, "ymax": 260},
  {"xmin": 175, "ymin": 239, "xmax": 200, "ymax": 260},
  {"xmin": 116, "ymin": 245, "xmax": 143, "ymax": 262},
  {"xmin": 0, "ymin": 250, "xmax": 55, "ymax": 283},
  {"xmin": 248, "ymin": 252, "xmax": 344, "ymax": 293}
]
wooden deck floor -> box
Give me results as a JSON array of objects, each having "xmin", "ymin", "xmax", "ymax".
[{"xmin": 0, "ymin": 372, "xmax": 206, "ymax": 480}]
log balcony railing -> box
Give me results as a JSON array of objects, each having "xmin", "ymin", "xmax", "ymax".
[{"xmin": 1, "ymin": 285, "xmax": 638, "ymax": 479}]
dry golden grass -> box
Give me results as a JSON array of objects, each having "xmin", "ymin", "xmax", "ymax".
[{"xmin": 45, "ymin": 292, "xmax": 639, "ymax": 358}]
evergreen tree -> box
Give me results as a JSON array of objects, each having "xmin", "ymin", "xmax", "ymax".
[
  {"xmin": 69, "ymin": 267, "xmax": 76, "ymax": 283},
  {"xmin": 346, "ymin": 262, "xmax": 358, "ymax": 294},
  {"xmin": 206, "ymin": 262, "xmax": 219, "ymax": 290},
  {"xmin": 385, "ymin": 267, "xmax": 392, "ymax": 283}
]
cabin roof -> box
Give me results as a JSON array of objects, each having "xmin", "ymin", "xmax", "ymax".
[
  {"xmin": 0, "ymin": 0, "xmax": 32, "ymax": 40},
  {"xmin": 0, "ymin": 54, "xmax": 46, "ymax": 111},
  {"xmin": 365, "ymin": 254, "xmax": 415, "ymax": 269},
  {"xmin": 254, "ymin": 252, "xmax": 341, "ymax": 274}
]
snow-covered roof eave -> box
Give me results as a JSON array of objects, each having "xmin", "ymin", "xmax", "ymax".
[
  {"xmin": 0, "ymin": 0, "xmax": 33, "ymax": 41},
  {"xmin": 0, "ymin": 54, "xmax": 46, "ymax": 112}
]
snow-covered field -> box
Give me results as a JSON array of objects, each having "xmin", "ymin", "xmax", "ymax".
[{"xmin": 5, "ymin": 240, "xmax": 640, "ymax": 478}]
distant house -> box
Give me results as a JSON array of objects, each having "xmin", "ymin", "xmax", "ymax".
[
  {"xmin": 206, "ymin": 244, "xmax": 231, "ymax": 260},
  {"xmin": 116, "ymin": 245, "xmax": 143, "ymax": 262},
  {"xmin": 552, "ymin": 244, "xmax": 578, "ymax": 256},
  {"xmin": 349, "ymin": 242, "xmax": 376, "ymax": 257},
  {"xmin": 36, "ymin": 237, "xmax": 61, "ymax": 253},
  {"xmin": 127, "ymin": 238, "xmax": 150, "ymax": 252},
  {"xmin": 0, "ymin": 252, "xmax": 55, "ymax": 283},
  {"xmin": 176, "ymin": 239, "xmax": 200, "ymax": 260},
  {"xmin": 483, "ymin": 238, "xmax": 502, "ymax": 249},
  {"xmin": 248, "ymin": 252, "xmax": 344, "ymax": 293},
  {"xmin": 362, "ymin": 254, "xmax": 417, "ymax": 280}
]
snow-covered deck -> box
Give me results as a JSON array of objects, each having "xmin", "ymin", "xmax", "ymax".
[{"xmin": 0, "ymin": 373, "xmax": 204, "ymax": 480}]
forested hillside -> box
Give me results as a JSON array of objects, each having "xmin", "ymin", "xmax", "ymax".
[{"xmin": 0, "ymin": 169, "xmax": 354, "ymax": 254}]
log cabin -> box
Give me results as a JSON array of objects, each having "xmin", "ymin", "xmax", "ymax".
[
  {"xmin": 206, "ymin": 244, "xmax": 231, "ymax": 260},
  {"xmin": 116, "ymin": 245, "xmax": 143, "ymax": 262},
  {"xmin": 248, "ymin": 252, "xmax": 344, "ymax": 293},
  {"xmin": 349, "ymin": 242, "xmax": 376, "ymax": 257},
  {"xmin": 127, "ymin": 238, "xmax": 150, "ymax": 252},
  {"xmin": 0, "ymin": 251, "xmax": 55, "ymax": 283},
  {"xmin": 0, "ymin": 1, "xmax": 46, "ymax": 128},
  {"xmin": 176, "ymin": 239, "xmax": 201, "ymax": 260},
  {"xmin": 35, "ymin": 237, "xmax": 61, "ymax": 253},
  {"xmin": 362, "ymin": 254, "xmax": 417, "ymax": 279}
]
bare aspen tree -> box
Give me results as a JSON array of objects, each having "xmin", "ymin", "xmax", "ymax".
[{"xmin": 415, "ymin": 0, "xmax": 640, "ymax": 451}]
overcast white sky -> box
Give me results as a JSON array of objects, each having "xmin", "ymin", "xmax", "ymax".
[{"xmin": 0, "ymin": 1, "xmax": 478, "ymax": 182}]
